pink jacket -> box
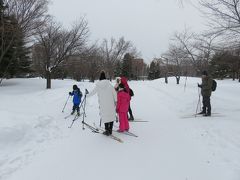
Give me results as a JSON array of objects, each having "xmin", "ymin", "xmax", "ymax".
[{"xmin": 116, "ymin": 90, "xmax": 130, "ymax": 113}]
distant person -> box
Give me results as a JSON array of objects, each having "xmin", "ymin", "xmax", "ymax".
[
  {"xmin": 120, "ymin": 76, "xmax": 134, "ymax": 120},
  {"xmin": 198, "ymin": 70, "xmax": 213, "ymax": 116},
  {"xmin": 69, "ymin": 85, "xmax": 82, "ymax": 116},
  {"xmin": 116, "ymin": 83, "xmax": 130, "ymax": 132},
  {"xmin": 87, "ymin": 71, "xmax": 117, "ymax": 136}
]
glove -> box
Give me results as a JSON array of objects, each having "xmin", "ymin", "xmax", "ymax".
[{"xmin": 69, "ymin": 92, "xmax": 72, "ymax": 95}]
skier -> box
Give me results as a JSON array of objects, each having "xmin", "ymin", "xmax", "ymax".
[
  {"xmin": 87, "ymin": 71, "xmax": 117, "ymax": 136},
  {"xmin": 120, "ymin": 76, "xmax": 134, "ymax": 121},
  {"xmin": 116, "ymin": 83, "xmax": 130, "ymax": 132},
  {"xmin": 198, "ymin": 70, "xmax": 213, "ymax": 116},
  {"xmin": 69, "ymin": 85, "xmax": 82, "ymax": 116}
]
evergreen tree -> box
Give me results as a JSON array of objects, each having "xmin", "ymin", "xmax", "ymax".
[
  {"xmin": 121, "ymin": 53, "xmax": 132, "ymax": 79},
  {"xmin": 0, "ymin": 1, "xmax": 15, "ymax": 78},
  {"xmin": 0, "ymin": 4, "xmax": 31, "ymax": 78},
  {"xmin": 114, "ymin": 60, "xmax": 122, "ymax": 77},
  {"xmin": 210, "ymin": 51, "xmax": 239, "ymax": 80},
  {"xmin": 148, "ymin": 60, "xmax": 161, "ymax": 80},
  {"xmin": 13, "ymin": 28, "xmax": 31, "ymax": 76},
  {"xmin": 148, "ymin": 61, "xmax": 156, "ymax": 80}
]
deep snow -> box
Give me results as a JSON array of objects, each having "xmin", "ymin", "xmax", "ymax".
[{"xmin": 0, "ymin": 77, "xmax": 240, "ymax": 180}]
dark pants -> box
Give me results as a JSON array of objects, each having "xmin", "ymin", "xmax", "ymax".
[
  {"xmin": 104, "ymin": 121, "xmax": 113, "ymax": 134},
  {"xmin": 128, "ymin": 104, "xmax": 134, "ymax": 120},
  {"xmin": 72, "ymin": 103, "xmax": 80, "ymax": 112},
  {"xmin": 202, "ymin": 96, "xmax": 211, "ymax": 115}
]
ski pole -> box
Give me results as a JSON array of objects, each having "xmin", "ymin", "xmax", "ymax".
[
  {"xmin": 81, "ymin": 93, "xmax": 87, "ymax": 130},
  {"xmin": 195, "ymin": 86, "xmax": 201, "ymax": 117},
  {"xmin": 68, "ymin": 95, "xmax": 86, "ymax": 128},
  {"xmin": 82, "ymin": 95, "xmax": 87, "ymax": 126},
  {"xmin": 62, "ymin": 95, "xmax": 70, "ymax": 113},
  {"xmin": 184, "ymin": 76, "xmax": 187, "ymax": 92}
]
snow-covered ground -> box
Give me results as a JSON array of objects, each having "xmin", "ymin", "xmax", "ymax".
[{"xmin": 0, "ymin": 77, "xmax": 240, "ymax": 180}]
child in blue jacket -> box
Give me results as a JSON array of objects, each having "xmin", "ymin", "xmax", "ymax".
[{"xmin": 69, "ymin": 85, "xmax": 82, "ymax": 116}]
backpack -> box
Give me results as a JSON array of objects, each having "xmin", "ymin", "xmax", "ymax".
[
  {"xmin": 212, "ymin": 79, "xmax": 217, "ymax": 91},
  {"xmin": 129, "ymin": 88, "xmax": 134, "ymax": 97}
]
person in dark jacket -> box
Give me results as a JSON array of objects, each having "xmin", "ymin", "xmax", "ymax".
[
  {"xmin": 69, "ymin": 85, "xmax": 82, "ymax": 116},
  {"xmin": 198, "ymin": 71, "xmax": 213, "ymax": 116}
]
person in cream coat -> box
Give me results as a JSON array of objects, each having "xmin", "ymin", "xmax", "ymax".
[{"xmin": 87, "ymin": 71, "xmax": 117, "ymax": 136}]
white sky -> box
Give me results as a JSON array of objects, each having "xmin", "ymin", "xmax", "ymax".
[{"xmin": 49, "ymin": 0, "xmax": 206, "ymax": 63}]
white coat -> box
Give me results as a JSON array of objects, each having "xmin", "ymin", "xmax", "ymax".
[{"xmin": 87, "ymin": 80, "xmax": 117, "ymax": 123}]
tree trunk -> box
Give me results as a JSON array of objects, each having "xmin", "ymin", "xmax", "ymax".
[
  {"xmin": 90, "ymin": 75, "xmax": 94, "ymax": 82},
  {"xmin": 232, "ymin": 71, "xmax": 236, "ymax": 81},
  {"xmin": 46, "ymin": 70, "xmax": 51, "ymax": 89},
  {"xmin": 238, "ymin": 72, "xmax": 240, "ymax": 82},
  {"xmin": 165, "ymin": 73, "xmax": 168, "ymax": 84},
  {"xmin": 176, "ymin": 76, "xmax": 180, "ymax": 84}
]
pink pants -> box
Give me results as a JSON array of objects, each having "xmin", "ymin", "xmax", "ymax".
[{"xmin": 118, "ymin": 112, "xmax": 129, "ymax": 131}]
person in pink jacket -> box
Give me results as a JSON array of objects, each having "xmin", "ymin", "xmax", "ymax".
[
  {"xmin": 116, "ymin": 83, "xmax": 130, "ymax": 132},
  {"xmin": 120, "ymin": 76, "xmax": 134, "ymax": 120}
]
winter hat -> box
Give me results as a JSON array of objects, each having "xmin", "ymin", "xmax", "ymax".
[
  {"xmin": 202, "ymin": 70, "xmax": 208, "ymax": 76},
  {"xmin": 99, "ymin": 71, "xmax": 106, "ymax": 80},
  {"xmin": 73, "ymin": 84, "xmax": 78, "ymax": 90}
]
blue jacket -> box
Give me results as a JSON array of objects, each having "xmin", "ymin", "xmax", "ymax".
[{"xmin": 70, "ymin": 89, "xmax": 82, "ymax": 104}]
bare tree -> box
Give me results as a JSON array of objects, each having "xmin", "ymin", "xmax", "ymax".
[
  {"xmin": 199, "ymin": 0, "xmax": 240, "ymax": 81},
  {"xmin": 6, "ymin": 0, "xmax": 49, "ymax": 40},
  {"xmin": 199, "ymin": 0, "xmax": 240, "ymax": 35},
  {"xmin": 172, "ymin": 29, "xmax": 218, "ymax": 74},
  {"xmin": 74, "ymin": 44, "xmax": 104, "ymax": 82},
  {"xmin": 163, "ymin": 44, "xmax": 190, "ymax": 84},
  {"xmin": 33, "ymin": 17, "xmax": 89, "ymax": 89},
  {"xmin": 173, "ymin": 30, "xmax": 199, "ymax": 72},
  {"xmin": 99, "ymin": 37, "xmax": 139, "ymax": 80},
  {"xmin": 159, "ymin": 56, "xmax": 169, "ymax": 84}
]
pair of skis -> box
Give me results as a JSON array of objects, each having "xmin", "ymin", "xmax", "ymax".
[
  {"xmin": 113, "ymin": 129, "xmax": 138, "ymax": 137},
  {"xmin": 181, "ymin": 113, "xmax": 224, "ymax": 119},
  {"xmin": 88, "ymin": 122, "xmax": 123, "ymax": 143},
  {"xmin": 65, "ymin": 114, "xmax": 140, "ymax": 142},
  {"xmin": 129, "ymin": 119, "xmax": 148, "ymax": 122},
  {"xmin": 65, "ymin": 113, "xmax": 82, "ymax": 128},
  {"xmin": 65, "ymin": 114, "xmax": 122, "ymax": 142},
  {"xmin": 112, "ymin": 124, "xmax": 138, "ymax": 137}
]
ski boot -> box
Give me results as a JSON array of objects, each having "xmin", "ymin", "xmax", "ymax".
[
  {"xmin": 128, "ymin": 116, "xmax": 134, "ymax": 121},
  {"xmin": 198, "ymin": 111, "xmax": 206, "ymax": 115},
  {"xmin": 204, "ymin": 111, "xmax": 211, "ymax": 116},
  {"xmin": 103, "ymin": 131, "xmax": 110, "ymax": 136}
]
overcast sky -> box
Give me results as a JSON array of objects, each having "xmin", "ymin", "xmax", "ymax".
[{"xmin": 49, "ymin": 0, "xmax": 206, "ymax": 62}]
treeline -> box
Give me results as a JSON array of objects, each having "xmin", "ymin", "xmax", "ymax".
[
  {"xmin": 2, "ymin": 0, "xmax": 240, "ymax": 88},
  {"xmin": 0, "ymin": 0, "xmax": 147, "ymax": 88},
  {"xmin": 32, "ymin": 37, "xmax": 148, "ymax": 86}
]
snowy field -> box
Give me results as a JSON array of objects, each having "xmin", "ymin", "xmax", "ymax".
[{"xmin": 0, "ymin": 77, "xmax": 240, "ymax": 180}]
